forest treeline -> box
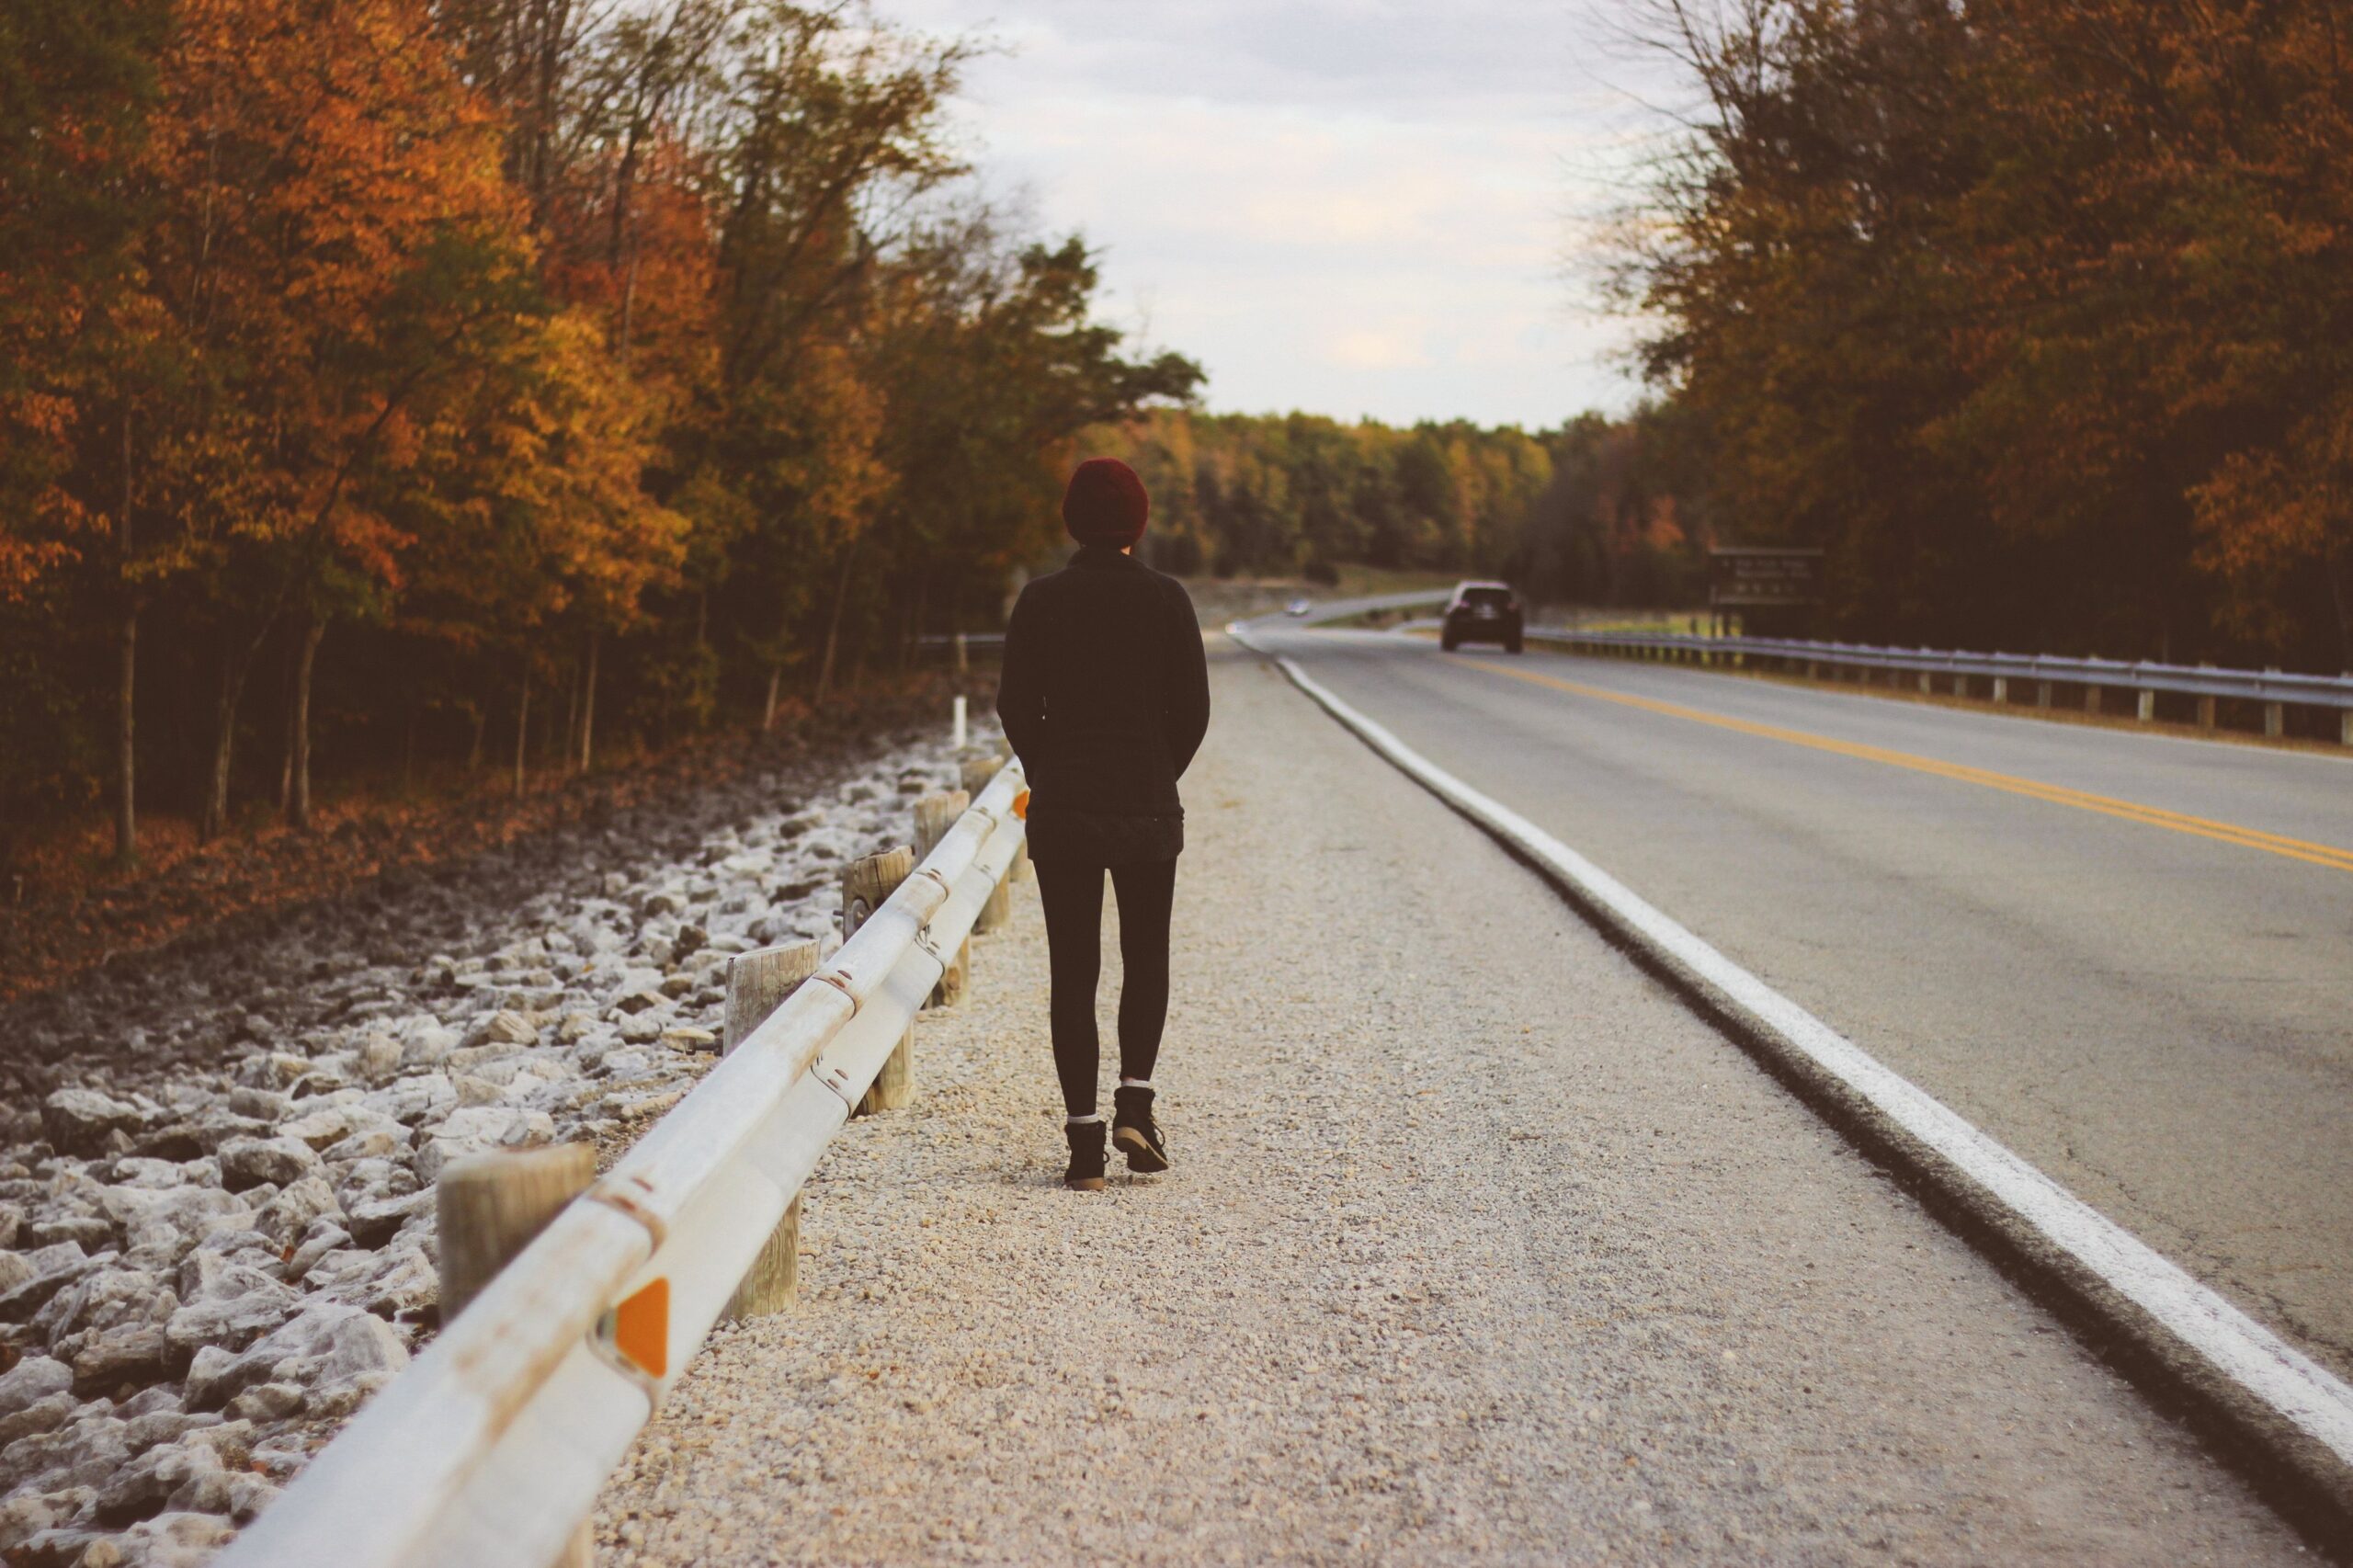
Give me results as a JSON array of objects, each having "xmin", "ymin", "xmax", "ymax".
[
  {"xmin": 0, "ymin": 0, "xmax": 1195, "ymax": 867},
  {"xmin": 1622, "ymin": 0, "xmax": 2353, "ymax": 670},
  {"xmin": 1092, "ymin": 407, "xmax": 1712, "ymax": 609}
]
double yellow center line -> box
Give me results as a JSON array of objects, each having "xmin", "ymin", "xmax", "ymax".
[{"xmin": 1452, "ymin": 655, "xmax": 2353, "ymax": 876}]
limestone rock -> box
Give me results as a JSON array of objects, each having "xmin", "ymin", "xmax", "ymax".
[
  {"xmin": 40, "ymin": 1089, "xmax": 145, "ymax": 1157},
  {"xmin": 413, "ymin": 1106, "xmax": 555, "ymax": 1183},
  {"xmin": 115, "ymin": 1510, "xmax": 238, "ymax": 1567},
  {"xmin": 186, "ymin": 1301, "xmax": 408, "ymax": 1412},
  {"xmin": 362, "ymin": 1073, "xmax": 455, "ymax": 1128},
  {"xmin": 224, "ymin": 1381, "xmax": 303, "ymax": 1423},
  {"xmin": 0, "ymin": 1392, "xmax": 74, "ymax": 1449},
  {"xmin": 0, "ymin": 1355, "xmax": 74, "ymax": 1421},
  {"xmin": 218, "ymin": 1137, "xmax": 323, "ymax": 1193},
  {"xmin": 255, "ymin": 1176, "xmax": 342, "ymax": 1247},
  {"xmin": 345, "ymin": 1188, "xmax": 432, "ymax": 1250},
  {"xmin": 474, "ymin": 1009, "xmax": 539, "ymax": 1047},
  {"xmin": 72, "ymin": 1321, "xmax": 175, "ymax": 1393},
  {"xmin": 164, "ymin": 1258, "xmax": 299, "ymax": 1358}
]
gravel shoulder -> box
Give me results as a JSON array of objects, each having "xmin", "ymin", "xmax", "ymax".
[{"xmin": 593, "ymin": 642, "xmax": 2302, "ymax": 1565}]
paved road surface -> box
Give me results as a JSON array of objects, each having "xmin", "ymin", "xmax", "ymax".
[
  {"xmin": 1247, "ymin": 622, "xmax": 2353, "ymax": 1390},
  {"xmin": 595, "ymin": 642, "xmax": 2302, "ymax": 1563}
]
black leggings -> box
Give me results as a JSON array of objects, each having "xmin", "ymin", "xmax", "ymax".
[{"xmin": 1031, "ymin": 857, "xmax": 1177, "ymax": 1117}]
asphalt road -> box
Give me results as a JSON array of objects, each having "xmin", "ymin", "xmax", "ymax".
[{"xmin": 1244, "ymin": 622, "xmax": 2353, "ymax": 1392}]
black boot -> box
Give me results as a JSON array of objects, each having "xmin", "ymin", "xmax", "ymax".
[
  {"xmin": 1112, "ymin": 1085, "xmax": 1169, "ymax": 1174},
  {"xmin": 1063, "ymin": 1119, "xmax": 1108, "ymax": 1191}
]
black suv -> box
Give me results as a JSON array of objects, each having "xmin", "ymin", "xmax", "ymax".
[{"xmin": 1439, "ymin": 581, "xmax": 1524, "ymax": 653}]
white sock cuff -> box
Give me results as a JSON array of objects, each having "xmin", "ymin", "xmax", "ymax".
[
  {"xmin": 1119, "ymin": 1078, "xmax": 1153, "ymax": 1090},
  {"xmin": 1065, "ymin": 1113, "xmax": 1103, "ymax": 1126}
]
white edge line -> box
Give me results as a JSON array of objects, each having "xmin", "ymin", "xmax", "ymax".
[{"xmin": 1233, "ymin": 624, "xmax": 2353, "ymax": 1467}]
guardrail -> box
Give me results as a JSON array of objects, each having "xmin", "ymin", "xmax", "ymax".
[
  {"xmin": 1518, "ymin": 628, "xmax": 2353, "ymax": 744},
  {"xmin": 914, "ymin": 631, "xmax": 1005, "ymax": 664},
  {"xmin": 219, "ymin": 756, "xmax": 1029, "ymax": 1568}
]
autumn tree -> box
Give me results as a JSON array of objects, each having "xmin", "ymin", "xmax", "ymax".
[
  {"xmin": 1620, "ymin": 0, "xmax": 2353, "ymax": 668},
  {"xmin": 0, "ymin": 0, "xmax": 1215, "ymax": 875}
]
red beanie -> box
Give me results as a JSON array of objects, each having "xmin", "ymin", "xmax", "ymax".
[{"xmin": 1062, "ymin": 458, "xmax": 1149, "ymax": 548}]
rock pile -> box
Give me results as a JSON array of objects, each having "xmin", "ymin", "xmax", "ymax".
[{"xmin": 0, "ymin": 735, "xmax": 964, "ymax": 1565}]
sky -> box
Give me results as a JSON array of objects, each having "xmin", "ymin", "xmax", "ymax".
[{"xmin": 871, "ymin": 0, "xmax": 1688, "ymax": 429}]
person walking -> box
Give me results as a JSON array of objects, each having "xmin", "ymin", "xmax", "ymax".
[{"xmin": 997, "ymin": 458, "xmax": 1211, "ymax": 1191}]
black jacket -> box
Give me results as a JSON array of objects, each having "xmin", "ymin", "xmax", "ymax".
[{"xmin": 996, "ymin": 545, "xmax": 1211, "ymax": 824}]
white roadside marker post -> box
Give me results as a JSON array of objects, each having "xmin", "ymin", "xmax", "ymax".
[{"xmin": 952, "ymin": 694, "xmax": 968, "ymax": 750}]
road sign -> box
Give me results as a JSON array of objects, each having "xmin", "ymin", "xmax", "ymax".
[{"xmin": 1710, "ymin": 548, "xmax": 1824, "ymax": 608}]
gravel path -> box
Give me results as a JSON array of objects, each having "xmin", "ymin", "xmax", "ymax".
[{"xmin": 593, "ymin": 642, "xmax": 2302, "ymax": 1564}]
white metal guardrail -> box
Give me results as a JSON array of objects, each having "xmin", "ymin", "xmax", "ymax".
[
  {"xmin": 1527, "ymin": 627, "xmax": 2353, "ymax": 709},
  {"xmin": 219, "ymin": 758, "xmax": 1029, "ymax": 1568}
]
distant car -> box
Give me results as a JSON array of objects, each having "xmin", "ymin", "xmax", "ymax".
[
  {"xmin": 1285, "ymin": 597, "xmax": 1313, "ymax": 617},
  {"xmin": 1439, "ymin": 581, "xmax": 1524, "ymax": 653}
]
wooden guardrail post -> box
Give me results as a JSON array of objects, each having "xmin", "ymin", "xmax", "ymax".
[
  {"xmin": 2085, "ymin": 684, "xmax": 2103, "ymax": 716},
  {"xmin": 844, "ymin": 847, "xmax": 915, "ymax": 1113},
  {"xmin": 722, "ymin": 942, "xmax": 819, "ymax": 1319},
  {"xmin": 438, "ymin": 1144, "xmax": 597, "ymax": 1568},
  {"xmin": 2263, "ymin": 668, "xmax": 2285, "ymax": 738},
  {"xmin": 2137, "ymin": 689, "xmax": 2156, "ymax": 722},
  {"xmin": 915, "ymin": 790, "xmax": 971, "ymax": 1006},
  {"xmin": 2036, "ymin": 679, "xmax": 2053, "ymax": 709},
  {"xmin": 1992, "ymin": 676, "xmax": 2007, "ymax": 704},
  {"xmin": 961, "ymin": 756, "xmax": 1018, "ymax": 924}
]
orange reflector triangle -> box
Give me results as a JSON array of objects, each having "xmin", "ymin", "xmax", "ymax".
[
  {"xmin": 613, "ymin": 1278, "xmax": 669, "ymax": 1380},
  {"xmin": 1013, "ymin": 789, "xmax": 1029, "ymax": 821}
]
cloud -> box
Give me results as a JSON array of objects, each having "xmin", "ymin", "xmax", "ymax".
[
  {"xmin": 1324, "ymin": 324, "xmax": 1433, "ymax": 370},
  {"xmin": 879, "ymin": 0, "xmax": 1677, "ymax": 423}
]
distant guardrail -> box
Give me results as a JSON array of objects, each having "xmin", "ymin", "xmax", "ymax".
[
  {"xmin": 221, "ymin": 756, "xmax": 1029, "ymax": 1568},
  {"xmin": 915, "ymin": 631, "xmax": 1006, "ymax": 653},
  {"xmin": 1517, "ymin": 628, "xmax": 2353, "ymax": 745}
]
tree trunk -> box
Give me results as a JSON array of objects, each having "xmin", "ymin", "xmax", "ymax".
[
  {"xmin": 115, "ymin": 606, "xmax": 137, "ymax": 867},
  {"xmin": 562, "ymin": 655, "xmax": 579, "ymax": 774},
  {"xmin": 278, "ymin": 638, "xmax": 298, "ymax": 813},
  {"xmin": 763, "ymin": 663, "xmax": 784, "ymax": 732},
  {"xmin": 116, "ymin": 405, "xmax": 137, "ymax": 866},
  {"xmin": 288, "ymin": 618, "xmax": 324, "ymax": 829},
  {"xmin": 813, "ymin": 541, "xmax": 859, "ymax": 704},
  {"xmin": 910, "ymin": 574, "xmax": 929, "ymax": 670},
  {"xmin": 579, "ymin": 631, "xmax": 600, "ymax": 770},
  {"xmin": 513, "ymin": 662, "xmax": 531, "ymax": 798},
  {"xmin": 200, "ymin": 644, "xmax": 257, "ymax": 845},
  {"xmin": 2328, "ymin": 533, "xmax": 2353, "ymax": 673}
]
